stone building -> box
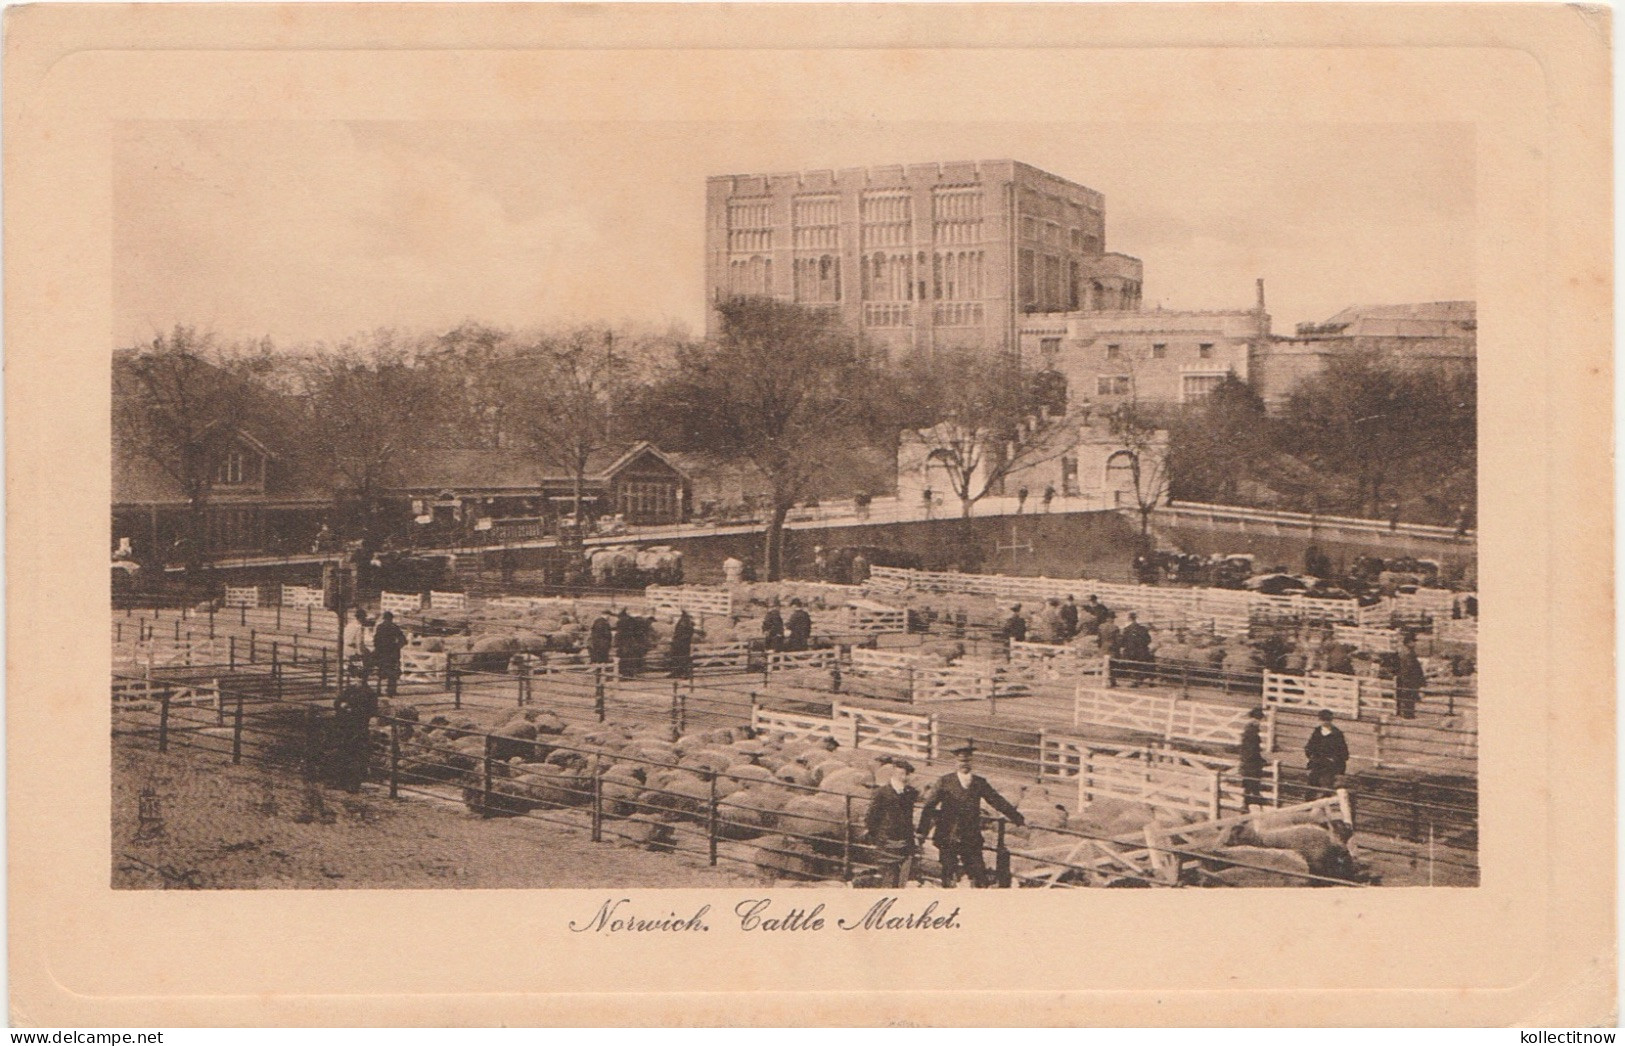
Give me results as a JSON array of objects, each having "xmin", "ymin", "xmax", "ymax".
[
  {"xmin": 1018, "ymin": 281, "xmax": 1271, "ymax": 411},
  {"xmin": 704, "ymin": 160, "xmax": 1142, "ymax": 356},
  {"xmin": 1253, "ymin": 301, "xmax": 1476, "ymax": 409},
  {"xmin": 895, "ymin": 412, "xmax": 1169, "ymax": 515}
]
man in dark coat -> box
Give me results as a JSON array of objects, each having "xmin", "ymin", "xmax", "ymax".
[
  {"xmin": 587, "ymin": 610, "xmax": 614, "ymax": 665},
  {"xmin": 917, "ymin": 743, "xmax": 1025, "ymax": 888},
  {"xmin": 1001, "ymin": 605, "xmax": 1027, "ymax": 644},
  {"xmin": 370, "ymin": 610, "xmax": 407, "ymax": 698},
  {"xmin": 669, "ymin": 609, "xmax": 695, "ymax": 678},
  {"xmin": 863, "ymin": 758, "xmax": 920, "ymax": 888},
  {"xmin": 1394, "ymin": 639, "xmax": 1426, "ymax": 719},
  {"xmin": 614, "ymin": 609, "xmax": 639, "ymax": 678},
  {"xmin": 1304, "ymin": 709, "xmax": 1350, "ymax": 791},
  {"xmin": 1117, "ymin": 611, "xmax": 1154, "ymax": 685},
  {"xmin": 1081, "ymin": 594, "xmax": 1109, "ymax": 636},
  {"xmin": 784, "ymin": 598, "xmax": 813, "ymax": 652},
  {"xmin": 761, "ymin": 603, "xmax": 785, "ymax": 652},
  {"xmin": 1059, "ymin": 595, "xmax": 1080, "ymax": 640},
  {"xmin": 329, "ymin": 683, "xmax": 378, "ymax": 793},
  {"xmin": 1238, "ymin": 707, "xmax": 1268, "ymax": 811}
]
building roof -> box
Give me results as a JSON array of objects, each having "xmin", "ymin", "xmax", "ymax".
[
  {"xmin": 393, "ymin": 442, "xmax": 688, "ymax": 493},
  {"xmin": 1298, "ymin": 301, "xmax": 1476, "ymax": 339}
]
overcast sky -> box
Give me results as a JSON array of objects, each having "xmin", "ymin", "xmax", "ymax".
[{"xmin": 114, "ymin": 120, "xmax": 1473, "ymax": 348}]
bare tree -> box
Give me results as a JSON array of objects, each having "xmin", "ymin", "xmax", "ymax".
[
  {"xmin": 113, "ymin": 326, "xmax": 269, "ymax": 575},
  {"xmin": 298, "ymin": 332, "xmax": 445, "ymax": 553},
  {"xmin": 901, "ymin": 348, "xmax": 1071, "ymax": 518},
  {"xmin": 637, "ymin": 297, "xmax": 892, "ymax": 579},
  {"xmin": 1102, "ymin": 399, "xmax": 1173, "ymax": 550},
  {"xmin": 496, "ymin": 326, "xmax": 636, "ymax": 540}
]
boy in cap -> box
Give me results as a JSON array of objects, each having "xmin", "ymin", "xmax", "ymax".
[
  {"xmin": 1304, "ymin": 708, "xmax": 1350, "ymax": 791},
  {"xmin": 918, "ymin": 742, "xmax": 1025, "ymax": 887},
  {"xmin": 863, "ymin": 758, "xmax": 920, "ymax": 888}
]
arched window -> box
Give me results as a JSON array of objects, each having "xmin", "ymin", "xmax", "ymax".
[{"xmin": 1105, "ymin": 450, "xmax": 1137, "ymax": 484}]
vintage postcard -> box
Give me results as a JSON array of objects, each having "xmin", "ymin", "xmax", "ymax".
[{"xmin": 5, "ymin": 3, "xmax": 1613, "ymax": 1027}]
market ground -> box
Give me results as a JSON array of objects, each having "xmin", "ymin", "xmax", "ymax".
[{"xmin": 112, "ymin": 740, "xmax": 763, "ymax": 889}]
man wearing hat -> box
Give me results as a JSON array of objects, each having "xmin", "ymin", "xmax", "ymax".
[
  {"xmin": 917, "ymin": 742, "xmax": 1025, "ymax": 887},
  {"xmin": 1001, "ymin": 605, "xmax": 1028, "ymax": 644},
  {"xmin": 1238, "ymin": 707, "xmax": 1267, "ymax": 811},
  {"xmin": 863, "ymin": 758, "xmax": 920, "ymax": 888},
  {"xmin": 1304, "ymin": 708, "xmax": 1350, "ymax": 791},
  {"xmin": 784, "ymin": 598, "xmax": 813, "ymax": 653},
  {"xmin": 587, "ymin": 609, "xmax": 614, "ymax": 665}
]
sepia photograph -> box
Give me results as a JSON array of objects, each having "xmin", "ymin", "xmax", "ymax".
[
  {"xmin": 110, "ymin": 119, "xmax": 1478, "ymax": 892},
  {"xmin": 6, "ymin": 3, "xmax": 1612, "ymax": 1027}
]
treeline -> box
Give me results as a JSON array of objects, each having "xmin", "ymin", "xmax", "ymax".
[
  {"xmin": 1166, "ymin": 359, "xmax": 1476, "ymax": 526},
  {"xmin": 116, "ymin": 299, "xmax": 1473, "ymax": 580}
]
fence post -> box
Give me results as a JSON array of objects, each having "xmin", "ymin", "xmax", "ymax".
[
  {"xmin": 232, "ymin": 693, "xmax": 245, "ymax": 764},
  {"xmin": 249, "ymin": 630, "xmax": 257, "ymax": 664},
  {"xmin": 158, "ymin": 690, "xmax": 171, "ymax": 753},
  {"xmin": 276, "ymin": 601, "xmax": 282, "ymax": 630},
  {"xmin": 1373, "ymin": 717, "xmax": 1384, "ymax": 769},
  {"xmin": 594, "ymin": 669, "xmax": 606, "ymax": 722},
  {"xmin": 174, "ymin": 618, "xmax": 181, "ymax": 642},
  {"xmin": 707, "ymin": 775, "xmax": 720, "ymax": 866},
  {"xmin": 677, "ymin": 690, "xmax": 687, "ymax": 735},
  {"xmin": 453, "ymin": 671, "xmax": 463, "ymax": 710},
  {"xmin": 209, "ymin": 606, "xmax": 216, "ymax": 639},
  {"xmin": 1270, "ymin": 761, "xmax": 1282, "ymax": 807},
  {"xmin": 481, "ymin": 735, "xmax": 494, "ymax": 817},
  {"xmin": 841, "ymin": 795, "xmax": 854, "ymax": 882},
  {"xmin": 306, "ymin": 605, "xmax": 313, "ymax": 633},
  {"xmin": 388, "ymin": 722, "xmax": 400, "ymax": 799},
  {"xmin": 995, "ymin": 819, "xmax": 1012, "ymax": 888},
  {"xmin": 591, "ymin": 772, "xmax": 604, "ymax": 842},
  {"xmin": 229, "ymin": 635, "xmax": 236, "ymax": 670},
  {"xmin": 240, "ymin": 605, "xmax": 247, "ymax": 627},
  {"xmin": 1209, "ymin": 772, "xmax": 1221, "ymax": 820},
  {"xmin": 116, "ymin": 621, "xmax": 122, "ymax": 644}
]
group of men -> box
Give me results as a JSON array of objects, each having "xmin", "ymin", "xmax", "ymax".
[
  {"xmin": 342, "ymin": 606, "xmax": 408, "ymax": 697},
  {"xmin": 761, "ymin": 598, "xmax": 814, "ymax": 653},
  {"xmin": 861, "ymin": 742, "xmax": 1026, "ymax": 889},
  {"xmin": 586, "ymin": 607, "xmax": 697, "ymax": 679}
]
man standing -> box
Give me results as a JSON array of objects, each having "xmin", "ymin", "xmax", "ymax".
[
  {"xmin": 918, "ymin": 743, "xmax": 1025, "ymax": 888},
  {"xmin": 1118, "ymin": 611, "xmax": 1154, "ymax": 683},
  {"xmin": 371, "ymin": 610, "xmax": 407, "ymax": 698},
  {"xmin": 329, "ymin": 682, "xmax": 378, "ymax": 794},
  {"xmin": 863, "ymin": 759, "xmax": 920, "ymax": 888},
  {"xmin": 1059, "ymin": 595, "xmax": 1080, "ymax": 640},
  {"xmin": 1016, "ymin": 485, "xmax": 1029, "ymax": 514},
  {"xmin": 1042, "ymin": 484, "xmax": 1055, "ymax": 513},
  {"xmin": 761, "ymin": 601, "xmax": 785, "ymax": 652},
  {"xmin": 1394, "ymin": 638, "xmax": 1426, "ymax": 719},
  {"xmin": 614, "ymin": 608, "xmax": 639, "ymax": 678},
  {"xmin": 343, "ymin": 606, "xmax": 375, "ymax": 685},
  {"xmin": 668, "ymin": 609, "xmax": 695, "ymax": 679},
  {"xmin": 1001, "ymin": 605, "xmax": 1027, "ymax": 644},
  {"xmin": 1081, "ymin": 594, "xmax": 1109, "ymax": 636},
  {"xmin": 1304, "ymin": 709, "xmax": 1350, "ymax": 792},
  {"xmin": 587, "ymin": 609, "xmax": 614, "ymax": 665},
  {"xmin": 784, "ymin": 598, "xmax": 813, "ymax": 652},
  {"xmin": 1239, "ymin": 707, "xmax": 1267, "ymax": 811}
]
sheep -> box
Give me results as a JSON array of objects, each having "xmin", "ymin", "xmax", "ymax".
[{"xmin": 1222, "ymin": 820, "xmax": 1362, "ymax": 883}]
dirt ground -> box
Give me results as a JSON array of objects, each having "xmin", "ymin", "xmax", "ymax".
[{"xmin": 111, "ymin": 740, "xmax": 764, "ymax": 890}]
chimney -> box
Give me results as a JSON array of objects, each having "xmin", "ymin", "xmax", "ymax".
[{"xmin": 1256, "ymin": 277, "xmax": 1266, "ymax": 314}]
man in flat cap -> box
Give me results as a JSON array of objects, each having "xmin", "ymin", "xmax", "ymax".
[
  {"xmin": 1239, "ymin": 707, "xmax": 1268, "ymax": 811},
  {"xmin": 862, "ymin": 757, "xmax": 920, "ymax": 888},
  {"xmin": 918, "ymin": 742, "xmax": 1025, "ymax": 888}
]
